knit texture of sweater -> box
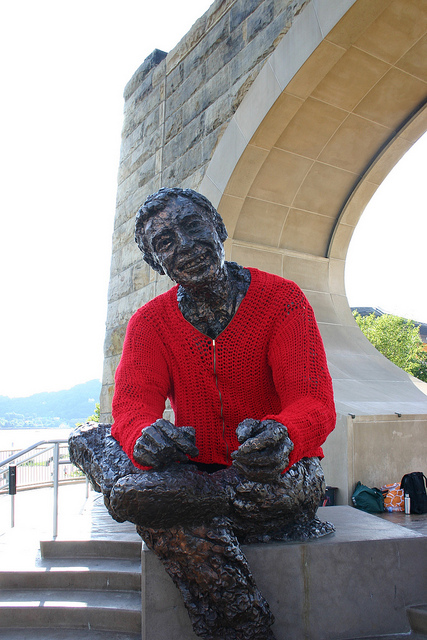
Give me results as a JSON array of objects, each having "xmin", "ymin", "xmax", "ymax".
[{"xmin": 111, "ymin": 267, "xmax": 336, "ymax": 471}]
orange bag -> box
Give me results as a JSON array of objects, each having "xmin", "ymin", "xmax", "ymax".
[{"xmin": 382, "ymin": 483, "xmax": 405, "ymax": 512}]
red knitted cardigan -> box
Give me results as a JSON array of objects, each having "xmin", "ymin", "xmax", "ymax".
[{"xmin": 111, "ymin": 267, "xmax": 336, "ymax": 471}]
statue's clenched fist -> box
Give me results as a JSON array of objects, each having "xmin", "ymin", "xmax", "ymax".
[
  {"xmin": 231, "ymin": 418, "xmax": 294, "ymax": 481},
  {"xmin": 133, "ymin": 419, "xmax": 199, "ymax": 469}
]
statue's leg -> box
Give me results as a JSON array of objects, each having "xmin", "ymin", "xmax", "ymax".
[
  {"xmin": 109, "ymin": 464, "xmax": 230, "ymax": 529},
  {"xmin": 224, "ymin": 457, "xmax": 335, "ymax": 544},
  {"xmin": 109, "ymin": 467, "xmax": 276, "ymax": 639},
  {"xmin": 138, "ymin": 518, "xmax": 276, "ymax": 640},
  {"xmin": 68, "ymin": 422, "xmax": 141, "ymax": 522}
]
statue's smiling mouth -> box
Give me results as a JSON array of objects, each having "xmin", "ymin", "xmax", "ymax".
[{"xmin": 178, "ymin": 253, "xmax": 209, "ymax": 271}]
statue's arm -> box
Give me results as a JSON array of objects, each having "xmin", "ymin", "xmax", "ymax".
[
  {"xmin": 111, "ymin": 312, "xmax": 171, "ymax": 467},
  {"xmin": 261, "ymin": 285, "xmax": 336, "ymax": 467},
  {"xmin": 112, "ymin": 311, "xmax": 199, "ymax": 469},
  {"xmin": 232, "ymin": 284, "xmax": 335, "ymax": 480}
]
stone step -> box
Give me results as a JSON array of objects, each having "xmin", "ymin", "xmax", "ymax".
[
  {"xmin": 0, "ymin": 564, "xmax": 141, "ymax": 591},
  {"xmin": 408, "ymin": 605, "xmax": 427, "ymax": 637},
  {"xmin": 0, "ymin": 589, "xmax": 141, "ymax": 633},
  {"xmin": 40, "ymin": 539, "xmax": 142, "ymax": 559},
  {"xmin": 0, "ymin": 629, "xmax": 141, "ymax": 639},
  {"xmin": 0, "ymin": 538, "xmax": 142, "ymax": 635},
  {"xmin": 345, "ymin": 635, "xmax": 424, "ymax": 639}
]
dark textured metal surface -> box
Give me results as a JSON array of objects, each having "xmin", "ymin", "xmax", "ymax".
[
  {"xmin": 69, "ymin": 188, "xmax": 335, "ymax": 639},
  {"xmin": 70, "ymin": 423, "xmax": 334, "ymax": 639}
]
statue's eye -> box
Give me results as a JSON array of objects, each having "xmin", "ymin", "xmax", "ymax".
[
  {"xmin": 186, "ymin": 219, "xmax": 203, "ymax": 232},
  {"xmin": 156, "ymin": 237, "xmax": 173, "ymax": 252}
]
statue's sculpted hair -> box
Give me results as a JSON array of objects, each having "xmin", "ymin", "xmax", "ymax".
[{"xmin": 135, "ymin": 187, "xmax": 228, "ymax": 275}]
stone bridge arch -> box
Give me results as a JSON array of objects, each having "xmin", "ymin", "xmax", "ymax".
[
  {"xmin": 102, "ymin": 0, "xmax": 427, "ymax": 499},
  {"xmin": 199, "ymin": 0, "xmax": 427, "ymax": 419}
]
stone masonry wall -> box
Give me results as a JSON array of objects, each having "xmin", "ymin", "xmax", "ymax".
[{"xmin": 101, "ymin": 0, "xmax": 313, "ymax": 420}]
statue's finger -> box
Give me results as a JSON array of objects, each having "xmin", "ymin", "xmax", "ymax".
[
  {"xmin": 235, "ymin": 418, "xmax": 263, "ymax": 443},
  {"xmin": 158, "ymin": 422, "xmax": 199, "ymax": 456}
]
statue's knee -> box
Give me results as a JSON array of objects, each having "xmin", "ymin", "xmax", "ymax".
[{"xmin": 110, "ymin": 466, "xmax": 229, "ymax": 528}]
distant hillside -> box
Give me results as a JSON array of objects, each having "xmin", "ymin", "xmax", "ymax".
[{"xmin": 0, "ymin": 380, "xmax": 102, "ymax": 428}]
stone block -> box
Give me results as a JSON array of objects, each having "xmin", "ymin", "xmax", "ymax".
[
  {"xmin": 181, "ymin": 87, "xmax": 210, "ymax": 130},
  {"xmin": 107, "ymin": 268, "xmax": 133, "ymax": 304},
  {"xmin": 230, "ymin": 0, "xmax": 264, "ymax": 33},
  {"xmin": 112, "ymin": 217, "xmax": 135, "ymax": 253},
  {"xmin": 165, "ymin": 62, "xmax": 184, "ymax": 99},
  {"xmin": 116, "ymin": 156, "xmax": 156, "ymax": 210},
  {"xmin": 163, "ymin": 131, "xmax": 183, "ymax": 170},
  {"xmin": 204, "ymin": 69, "xmax": 234, "ymax": 113},
  {"xmin": 141, "ymin": 507, "xmax": 427, "ymax": 640},
  {"xmin": 105, "ymin": 285, "xmax": 155, "ymax": 330},
  {"xmin": 102, "ymin": 354, "xmax": 122, "ymax": 387},
  {"xmin": 166, "ymin": 64, "xmax": 207, "ymax": 117},
  {"xmin": 163, "ymin": 142, "xmax": 204, "ymax": 187},
  {"xmin": 118, "ymin": 127, "xmax": 163, "ymax": 186},
  {"xmin": 201, "ymin": 128, "xmax": 223, "ymax": 165},
  {"xmin": 121, "ymin": 242, "xmax": 143, "ymax": 273},
  {"xmin": 204, "ymin": 92, "xmax": 233, "ymax": 137},
  {"xmin": 103, "ymin": 325, "xmax": 127, "ymax": 359},
  {"xmin": 120, "ymin": 107, "xmax": 162, "ymax": 165},
  {"xmin": 194, "ymin": 13, "xmax": 231, "ymax": 69},
  {"xmin": 151, "ymin": 59, "xmax": 166, "ymax": 89},
  {"xmin": 99, "ymin": 383, "xmax": 114, "ymax": 423},
  {"xmin": 132, "ymin": 262, "xmax": 151, "ymax": 292},
  {"xmin": 205, "ymin": 33, "xmax": 245, "ymax": 81},
  {"xmin": 164, "ymin": 108, "xmax": 183, "ymax": 145},
  {"xmin": 154, "ymin": 274, "xmax": 175, "ymax": 297},
  {"xmin": 246, "ymin": 1, "xmax": 275, "ymax": 44},
  {"xmin": 123, "ymin": 49, "xmax": 167, "ymax": 102},
  {"xmin": 181, "ymin": 112, "xmax": 206, "ymax": 152},
  {"xmin": 115, "ymin": 174, "xmax": 163, "ymax": 230},
  {"xmin": 122, "ymin": 83, "xmax": 163, "ymax": 139}
]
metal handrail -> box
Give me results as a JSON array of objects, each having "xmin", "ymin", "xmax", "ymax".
[
  {"xmin": 0, "ymin": 439, "xmax": 67, "ymax": 468},
  {"xmin": 0, "ymin": 439, "xmax": 83, "ymax": 539}
]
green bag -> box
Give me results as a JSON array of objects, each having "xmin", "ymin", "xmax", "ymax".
[{"xmin": 352, "ymin": 481, "xmax": 384, "ymax": 513}]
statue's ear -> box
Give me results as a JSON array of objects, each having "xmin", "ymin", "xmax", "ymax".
[
  {"xmin": 217, "ymin": 219, "xmax": 228, "ymax": 243},
  {"xmin": 218, "ymin": 225, "xmax": 228, "ymax": 242}
]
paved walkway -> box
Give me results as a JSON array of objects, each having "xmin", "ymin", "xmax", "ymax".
[{"xmin": 0, "ymin": 483, "xmax": 140, "ymax": 570}]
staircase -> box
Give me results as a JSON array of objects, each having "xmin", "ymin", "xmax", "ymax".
[{"xmin": 0, "ymin": 539, "xmax": 142, "ymax": 639}]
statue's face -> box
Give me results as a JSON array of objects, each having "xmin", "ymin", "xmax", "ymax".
[{"xmin": 144, "ymin": 195, "xmax": 225, "ymax": 286}]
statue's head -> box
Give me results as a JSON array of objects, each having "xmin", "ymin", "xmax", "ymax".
[{"xmin": 135, "ymin": 187, "xmax": 228, "ymax": 286}]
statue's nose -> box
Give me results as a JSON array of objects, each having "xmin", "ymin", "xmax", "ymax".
[{"xmin": 177, "ymin": 230, "xmax": 194, "ymax": 250}]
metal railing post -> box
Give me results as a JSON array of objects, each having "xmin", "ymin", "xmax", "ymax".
[
  {"xmin": 53, "ymin": 442, "xmax": 60, "ymax": 539},
  {"xmin": 9, "ymin": 465, "xmax": 16, "ymax": 528}
]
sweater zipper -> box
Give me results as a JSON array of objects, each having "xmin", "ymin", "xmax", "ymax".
[{"xmin": 213, "ymin": 339, "xmax": 229, "ymax": 463}]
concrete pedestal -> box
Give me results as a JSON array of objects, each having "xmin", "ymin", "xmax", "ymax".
[{"xmin": 141, "ymin": 506, "xmax": 427, "ymax": 640}]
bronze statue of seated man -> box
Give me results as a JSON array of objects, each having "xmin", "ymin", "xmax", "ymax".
[{"xmin": 70, "ymin": 187, "xmax": 336, "ymax": 640}]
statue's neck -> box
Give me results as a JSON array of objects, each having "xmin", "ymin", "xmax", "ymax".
[{"xmin": 177, "ymin": 262, "xmax": 251, "ymax": 339}]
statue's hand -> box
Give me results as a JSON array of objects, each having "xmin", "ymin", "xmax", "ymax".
[
  {"xmin": 231, "ymin": 418, "xmax": 294, "ymax": 481},
  {"xmin": 133, "ymin": 419, "xmax": 199, "ymax": 469}
]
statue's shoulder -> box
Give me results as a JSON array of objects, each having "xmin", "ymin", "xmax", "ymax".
[{"xmin": 128, "ymin": 284, "xmax": 179, "ymax": 329}]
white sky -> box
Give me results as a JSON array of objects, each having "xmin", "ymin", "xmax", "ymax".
[
  {"xmin": 0, "ymin": 1, "xmax": 425, "ymax": 398},
  {"xmin": 345, "ymin": 131, "xmax": 427, "ymax": 322}
]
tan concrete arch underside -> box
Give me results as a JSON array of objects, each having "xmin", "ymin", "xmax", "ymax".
[{"xmin": 200, "ymin": 0, "xmax": 427, "ymax": 417}]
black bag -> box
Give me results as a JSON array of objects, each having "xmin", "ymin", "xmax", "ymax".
[
  {"xmin": 352, "ymin": 481, "xmax": 384, "ymax": 513},
  {"xmin": 400, "ymin": 472, "xmax": 427, "ymax": 514}
]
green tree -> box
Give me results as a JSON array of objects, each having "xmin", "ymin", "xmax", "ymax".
[
  {"xmin": 87, "ymin": 402, "xmax": 100, "ymax": 422},
  {"xmin": 353, "ymin": 312, "xmax": 427, "ymax": 382}
]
